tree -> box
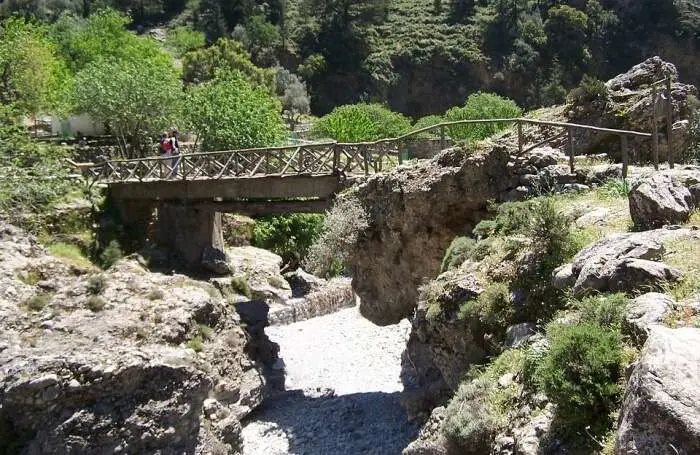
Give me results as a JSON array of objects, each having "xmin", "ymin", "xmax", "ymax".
[
  {"xmin": 0, "ymin": 17, "xmax": 68, "ymax": 116},
  {"xmin": 312, "ymin": 103, "xmax": 411, "ymax": 142},
  {"xmin": 182, "ymin": 37, "xmax": 275, "ymax": 89},
  {"xmin": 72, "ymin": 57, "xmax": 182, "ymax": 157},
  {"xmin": 276, "ymin": 66, "xmax": 310, "ymax": 128},
  {"xmin": 544, "ymin": 5, "xmax": 589, "ymax": 77},
  {"xmin": 183, "ymin": 71, "xmax": 285, "ymax": 151}
]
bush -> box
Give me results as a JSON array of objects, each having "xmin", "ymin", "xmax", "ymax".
[
  {"xmin": 99, "ymin": 240, "xmax": 123, "ymax": 269},
  {"xmin": 166, "ymin": 26, "xmax": 205, "ymax": 57},
  {"xmin": 441, "ymin": 237, "xmax": 476, "ymax": 272},
  {"xmin": 87, "ymin": 274, "xmax": 107, "ymax": 295},
  {"xmin": 25, "ymin": 293, "xmax": 50, "ymax": 312},
  {"xmin": 252, "ymin": 214, "xmax": 324, "ymax": 269},
  {"xmin": 443, "ymin": 92, "xmax": 522, "ymax": 142},
  {"xmin": 596, "ymin": 179, "xmax": 630, "ymax": 199},
  {"xmin": 147, "ymin": 289, "xmax": 164, "ymax": 300},
  {"xmin": 443, "ymin": 378, "xmax": 501, "ymax": 450},
  {"xmin": 231, "ymin": 276, "xmax": 252, "ymax": 299},
  {"xmin": 86, "ymin": 295, "xmax": 106, "ymax": 312},
  {"xmin": 458, "ymin": 282, "xmax": 513, "ymax": 333},
  {"xmin": 578, "ymin": 293, "xmax": 628, "ymax": 329},
  {"xmin": 198, "ymin": 324, "xmax": 214, "ymax": 340},
  {"xmin": 412, "ymin": 114, "xmax": 444, "ymax": 139},
  {"xmin": 312, "ymin": 103, "xmax": 412, "ymax": 142},
  {"xmin": 48, "ymin": 242, "xmax": 92, "ymax": 268},
  {"xmin": 533, "ymin": 323, "xmax": 622, "ymax": 430},
  {"xmin": 305, "ymin": 195, "xmax": 369, "ymax": 278},
  {"xmin": 567, "ymin": 74, "xmax": 608, "ymax": 105},
  {"xmin": 187, "ymin": 336, "xmax": 204, "ymax": 352}
]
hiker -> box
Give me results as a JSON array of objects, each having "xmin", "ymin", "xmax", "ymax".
[
  {"xmin": 168, "ymin": 129, "xmax": 180, "ymax": 178},
  {"xmin": 159, "ymin": 132, "xmax": 171, "ymax": 156}
]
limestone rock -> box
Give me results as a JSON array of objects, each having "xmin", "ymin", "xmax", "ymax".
[
  {"xmin": 551, "ymin": 263, "xmax": 576, "ymax": 290},
  {"xmin": 228, "ymin": 246, "xmax": 292, "ymax": 304},
  {"xmin": 525, "ymin": 146, "xmax": 564, "ymax": 169},
  {"xmin": 569, "ymin": 229, "xmax": 693, "ymax": 295},
  {"xmin": 201, "ymin": 245, "xmax": 231, "ymax": 275},
  {"xmin": 284, "ymin": 268, "xmax": 326, "ymax": 297},
  {"xmin": 623, "ymin": 293, "xmax": 675, "ymax": 346},
  {"xmin": 402, "ymin": 406, "xmax": 450, "ymax": 455},
  {"xmin": 616, "ymin": 327, "xmax": 700, "ymax": 455},
  {"xmin": 629, "ymin": 173, "xmax": 694, "ymax": 229}
]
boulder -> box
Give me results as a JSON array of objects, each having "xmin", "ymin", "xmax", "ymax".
[
  {"xmin": 629, "ymin": 173, "xmax": 694, "ymax": 229},
  {"xmin": 690, "ymin": 183, "xmax": 700, "ymax": 206},
  {"xmin": 284, "ymin": 268, "xmax": 326, "ymax": 298},
  {"xmin": 551, "ymin": 263, "xmax": 576, "ymax": 290},
  {"xmin": 201, "ymin": 245, "xmax": 231, "ymax": 275},
  {"xmin": 525, "ymin": 146, "xmax": 564, "ymax": 169},
  {"xmin": 228, "ymin": 246, "xmax": 292, "ymax": 304},
  {"xmin": 569, "ymin": 229, "xmax": 692, "ymax": 295},
  {"xmin": 623, "ymin": 293, "xmax": 675, "ymax": 346},
  {"xmin": 616, "ymin": 327, "xmax": 700, "ymax": 455},
  {"xmin": 505, "ymin": 323, "xmax": 537, "ymax": 349}
]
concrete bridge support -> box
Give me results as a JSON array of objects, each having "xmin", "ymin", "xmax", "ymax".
[{"xmin": 155, "ymin": 203, "xmax": 228, "ymax": 273}]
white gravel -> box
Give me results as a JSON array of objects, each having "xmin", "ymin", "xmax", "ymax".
[{"xmin": 241, "ymin": 304, "xmax": 417, "ymax": 455}]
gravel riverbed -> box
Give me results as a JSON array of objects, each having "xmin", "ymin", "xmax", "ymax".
[{"xmin": 241, "ymin": 304, "xmax": 418, "ymax": 454}]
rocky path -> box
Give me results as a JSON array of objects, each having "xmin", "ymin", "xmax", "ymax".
[{"xmin": 241, "ymin": 305, "xmax": 418, "ymax": 454}]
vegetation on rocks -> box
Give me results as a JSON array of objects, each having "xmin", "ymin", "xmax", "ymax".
[
  {"xmin": 312, "ymin": 103, "xmax": 412, "ymax": 142},
  {"xmin": 252, "ymin": 213, "xmax": 324, "ymax": 269}
]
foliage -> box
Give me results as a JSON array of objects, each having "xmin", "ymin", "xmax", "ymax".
[
  {"xmin": 443, "ymin": 378, "xmax": 501, "ymax": 450},
  {"xmin": 186, "ymin": 336, "xmax": 204, "ymax": 352},
  {"xmin": 596, "ymin": 179, "xmax": 630, "ymax": 199},
  {"xmin": 443, "ymin": 92, "xmax": 522, "ymax": 142},
  {"xmin": 47, "ymin": 242, "xmax": 92, "ymax": 267},
  {"xmin": 0, "ymin": 16, "xmax": 68, "ymax": 115},
  {"xmin": 252, "ymin": 214, "xmax": 324, "ymax": 269},
  {"xmin": 457, "ymin": 282, "xmax": 512, "ymax": 333},
  {"xmin": 231, "ymin": 276, "xmax": 252, "ymax": 299},
  {"xmin": 25, "ymin": 293, "xmax": 50, "ymax": 312},
  {"xmin": 312, "ymin": 103, "xmax": 411, "ymax": 142},
  {"xmin": 305, "ymin": 195, "xmax": 369, "ymax": 278},
  {"xmin": 198, "ymin": 324, "xmax": 214, "ymax": 340},
  {"xmin": 181, "ymin": 37, "xmax": 275, "ymax": 89},
  {"xmin": 567, "ymin": 74, "xmax": 608, "ymax": 105},
  {"xmin": 86, "ymin": 295, "xmax": 106, "ymax": 312},
  {"xmin": 147, "ymin": 289, "xmax": 164, "ymax": 300},
  {"xmin": 87, "ymin": 274, "xmax": 107, "ymax": 295},
  {"xmin": 533, "ymin": 323, "xmax": 622, "ymax": 431},
  {"xmin": 0, "ymin": 111, "xmax": 75, "ymax": 230},
  {"xmin": 578, "ymin": 293, "xmax": 628, "ymax": 330},
  {"xmin": 440, "ymin": 236, "xmax": 476, "ymax": 272},
  {"xmin": 72, "ymin": 56, "xmax": 182, "ymax": 158},
  {"xmin": 276, "ymin": 66, "xmax": 310, "ymax": 127},
  {"xmin": 99, "ymin": 240, "xmax": 123, "ymax": 269},
  {"xmin": 412, "ymin": 114, "xmax": 444, "ymax": 138},
  {"xmin": 166, "ymin": 25, "xmax": 206, "ymax": 56},
  {"xmin": 183, "ymin": 71, "xmax": 285, "ymax": 151}
]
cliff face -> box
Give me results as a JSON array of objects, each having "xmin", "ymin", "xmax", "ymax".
[{"xmin": 351, "ymin": 146, "xmax": 516, "ymax": 326}]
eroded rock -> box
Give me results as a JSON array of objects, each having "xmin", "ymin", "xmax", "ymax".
[
  {"xmin": 629, "ymin": 173, "xmax": 695, "ymax": 229},
  {"xmin": 616, "ymin": 327, "xmax": 700, "ymax": 455},
  {"xmin": 623, "ymin": 293, "xmax": 675, "ymax": 346}
]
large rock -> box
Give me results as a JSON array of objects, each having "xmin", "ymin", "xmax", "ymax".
[
  {"xmin": 228, "ymin": 246, "xmax": 292, "ymax": 304},
  {"xmin": 567, "ymin": 229, "xmax": 692, "ymax": 295},
  {"xmin": 351, "ymin": 145, "xmax": 516, "ymax": 326},
  {"xmin": 623, "ymin": 293, "xmax": 675, "ymax": 346},
  {"xmin": 616, "ymin": 327, "xmax": 700, "ymax": 455},
  {"xmin": 0, "ymin": 223, "xmax": 272, "ymax": 453},
  {"xmin": 629, "ymin": 173, "xmax": 695, "ymax": 229}
]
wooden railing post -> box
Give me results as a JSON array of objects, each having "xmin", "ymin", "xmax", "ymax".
[
  {"xmin": 652, "ymin": 84, "xmax": 660, "ymax": 170},
  {"xmin": 567, "ymin": 127, "xmax": 574, "ymax": 173},
  {"xmin": 666, "ymin": 76, "xmax": 674, "ymax": 169},
  {"xmin": 398, "ymin": 141, "xmax": 404, "ymax": 165},
  {"xmin": 440, "ymin": 125, "xmax": 446, "ymax": 150},
  {"xmin": 299, "ymin": 147, "xmax": 305, "ymax": 174},
  {"xmin": 363, "ymin": 146, "xmax": 370, "ymax": 175},
  {"xmin": 517, "ymin": 121, "xmax": 523, "ymax": 155},
  {"xmin": 621, "ymin": 135, "xmax": 629, "ymax": 180},
  {"xmin": 180, "ymin": 155, "xmax": 186, "ymax": 181},
  {"xmin": 333, "ymin": 145, "xmax": 340, "ymax": 173}
]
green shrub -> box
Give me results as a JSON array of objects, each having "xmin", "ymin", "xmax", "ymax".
[
  {"xmin": 86, "ymin": 295, "xmax": 106, "ymax": 312},
  {"xmin": 578, "ymin": 293, "xmax": 628, "ymax": 329},
  {"xmin": 187, "ymin": 336, "xmax": 204, "ymax": 352},
  {"xmin": 99, "ymin": 240, "xmax": 123, "ymax": 269},
  {"xmin": 312, "ymin": 103, "xmax": 412, "ymax": 142},
  {"xmin": 533, "ymin": 323, "xmax": 622, "ymax": 430},
  {"xmin": 443, "ymin": 378, "xmax": 501, "ymax": 450},
  {"xmin": 252, "ymin": 214, "xmax": 324, "ymax": 269},
  {"xmin": 25, "ymin": 293, "xmax": 50, "ymax": 312},
  {"xmin": 441, "ymin": 237, "xmax": 476, "ymax": 272},
  {"xmin": 596, "ymin": 179, "xmax": 630, "ymax": 199},
  {"xmin": 473, "ymin": 219, "xmax": 498, "ymax": 239},
  {"xmin": 458, "ymin": 282, "xmax": 512, "ymax": 332},
  {"xmin": 87, "ymin": 274, "xmax": 106, "ymax": 295},
  {"xmin": 469, "ymin": 238, "xmax": 495, "ymax": 261},
  {"xmin": 305, "ymin": 195, "xmax": 369, "ymax": 278},
  {"xmin": 567, "ymin": 75, "xmax": 608, "ymax": 105},
  {"xmin": 198, "ymin": 324, "xmax": 214, "ymax": 340},
  {"xmin": 231, "ymin": 276, "xmax": 252, "ymax": 299},
  {"xmin": 411, "ymin": 114, "xmax": 444, "ymax": 139},
  {"xmin": 166, "ymin": 26, "xmax": 205, "ymax": 56},
  {"xmin": 443, "ymin": 92, "xmax": 522, "ymax": 142},
  {"xmin": 147, "ymin": 289, "xmax": 164, "ymax": 300},
  {"xmin": 48, "ymin": 242, "xmax": 92, "ymax": 268}
]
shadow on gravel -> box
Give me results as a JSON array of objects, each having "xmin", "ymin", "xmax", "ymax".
[{"xmin": 243, "ymin": 389, "xmax": 419, "ymax": 455}]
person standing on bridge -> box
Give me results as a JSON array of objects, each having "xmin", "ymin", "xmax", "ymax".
[{"xmin": 168, "ymin": 129, "xmax": 180, "ymax": 178}]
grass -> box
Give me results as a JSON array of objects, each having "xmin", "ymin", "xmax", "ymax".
[
  {"xmin": 47, "ymin": 242, "xmax": 93, "ymax": 268},
  {"xmin": 24, "ymin": 293, "xmax": 51, "ymax": 312},
  {"xmin": 147, "ymin": 289, "xmax": 165, "ymax": 300},
  {"xmin": 267, "ymin": 275, "xmax": 286, "ymax": 289},
  {"xmin": 87, "ymin": 274, "xmax": 107, "ymax": 295},
  {"xmin": 17, "ymin": 269, "xmax": 41, "ymax": 286},
  {"xmin": 198, "ymin": 324, "xmax": 214, "ymax": 340},
  {"xmin": 231, "ymin": 276, "xmax": 252, "ymax": 298},
  {"xmin": 662, "ymin": 236, "xmax": 700, "ymax": 301},
  {"xmin": 186, "ymin": 336, "xmax": 204, "ymax": 352},
  {"xmin": 85, "ymin": 296, "xmax": 106, "ymax": 312}
]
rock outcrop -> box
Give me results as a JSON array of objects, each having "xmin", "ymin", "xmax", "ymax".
[
  {"xmin": 629, "ymin": 172, "xmax": 695, "ymax": 229},
  {"xmin": 616, "ymin": 327, "xmax": 700, "ymax": 455},
  {"xmin": 0, "ymin": 223, "xmax": 274, "ymax": 453},
  {"xmin": 558, "ymin": 228, "xmax": 694, "ymax": 296},
  {"xmin": 623, "ymin": 293, "xmax": 675, "ymax": 346}
]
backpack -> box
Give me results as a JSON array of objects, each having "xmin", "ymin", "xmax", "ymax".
[
  {"xmin": 169, "ymin": 137, "xmax": 180, "ymax": 155},
  {"xmin": 162, "ymin": 139, "xmax": 173, "ymax": 154}
]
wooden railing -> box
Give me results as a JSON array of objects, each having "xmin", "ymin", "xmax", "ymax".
[{"xmin": 75, "ymin": 116, "xmax": 662, "ymax": 184}]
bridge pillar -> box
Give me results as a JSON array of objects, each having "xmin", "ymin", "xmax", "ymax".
[{"xmin": 155, "ymin": 203, "xmax": 227, "ymax": 273}]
